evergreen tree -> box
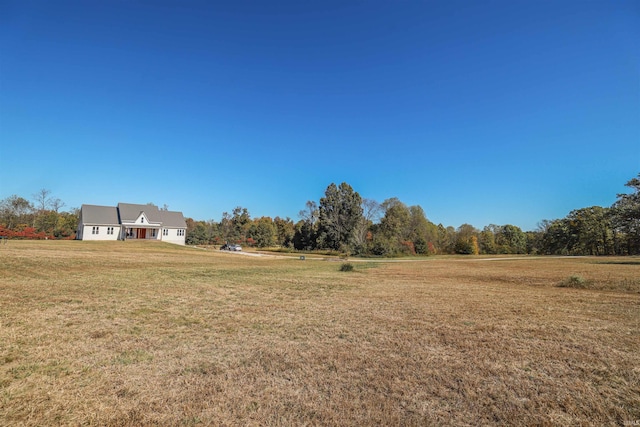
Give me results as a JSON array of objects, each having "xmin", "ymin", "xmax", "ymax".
[{"xmin": 317, "ymin": 183, "xmax": 363, "ymax": 252}]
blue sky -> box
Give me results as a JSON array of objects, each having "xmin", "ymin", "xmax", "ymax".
[{"xmin": 1, "ymin": 0, "xmax": 638, "ymax": 231}]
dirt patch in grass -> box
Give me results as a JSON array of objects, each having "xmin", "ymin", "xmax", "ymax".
[{"xmin": 1, "ymin": 242, "xmax": 639, "ymax": 425}]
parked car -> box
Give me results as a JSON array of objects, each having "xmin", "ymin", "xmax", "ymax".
[{"xmin": 220, "ymin": 244, "xmax": 242, "ymax": 251}]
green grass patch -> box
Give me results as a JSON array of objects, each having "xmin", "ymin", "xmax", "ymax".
[{"xmin": 113, "ymin": 350, "xmax": 154, "ymax": 366}]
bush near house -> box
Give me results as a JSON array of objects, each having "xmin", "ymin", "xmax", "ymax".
[{"xmin": 0, "ymin": 226, "xmax": 54, "ymax": 240}]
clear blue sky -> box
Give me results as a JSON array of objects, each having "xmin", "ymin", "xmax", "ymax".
[{"xmin": 1, "ymin": 0, "xmax": 638, "ymax": 231}]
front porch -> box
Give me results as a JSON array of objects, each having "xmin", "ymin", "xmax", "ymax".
[{"xmin": 123, "ymin": 227, "xmax": 160, "ymax": 240}]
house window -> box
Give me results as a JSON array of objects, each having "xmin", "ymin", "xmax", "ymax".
[
  {"xmin": 141, "ymin": 217, "xmax": 144, "ymax": 223},
  {"xmin": 177, "ymin": 229, "xmax": 185, "ymax": 236},
  {"xmin": 151, "ymin": 229, "xmax": 156, "ymax": 237},
  {"xmin": 92, "ymin": 226, "xmax": 99, "ymax": 234},
  {"xmin": 163, "ymin": 229, "xmax": 168, "ymax": 236},
  {"xmin": 107, "ymin": 227, "xmax": 113, "ymax": 235}
]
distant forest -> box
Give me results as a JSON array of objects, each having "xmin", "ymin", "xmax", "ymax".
[{"xmin": 1, "ymin": 174, "xmax": 638, "ymax": 256}]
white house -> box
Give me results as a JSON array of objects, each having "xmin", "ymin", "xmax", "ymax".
[{"xmin": 77, "ymin": 203, "xmax": 187, "ymax": 245}]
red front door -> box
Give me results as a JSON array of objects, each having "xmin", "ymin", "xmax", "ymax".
[{"xmin": 138, "ymin": 229, "xmax": 146, "ymax": 239}]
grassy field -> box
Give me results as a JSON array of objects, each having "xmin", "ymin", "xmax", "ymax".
[{"xmin": 1, "ymin": 241, "xmax": 639, "ymax": 426}]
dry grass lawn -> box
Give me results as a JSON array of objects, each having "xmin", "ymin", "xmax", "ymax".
[{"xmin": 1, "ymin": 241, "xmax": 639, "ymax": 426}]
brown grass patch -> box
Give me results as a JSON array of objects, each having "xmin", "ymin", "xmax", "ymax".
[{"xmin": 1, "ymin": 242, "xmax": 639, "ymax": 425}]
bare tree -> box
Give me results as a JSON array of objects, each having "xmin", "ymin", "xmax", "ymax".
[
  {"xmin": 362, "ymin": 198, "xmax": 382, "ymax": 224},
  {"xmin": 298, "ymin": 200, "xmax": 318, "ymax": 226},
  {"xmin": 354, "ymin": 198, "xmax": 381, "ymax": 248},
  {"xmin": 31, "ymin": 189, "xmax": 51, "ymax": 228},
  {"xmin": 50, "ymin": 198, "xmax": 65, "ymax": 213},
  {"xmin": 33, "ymin": 188, "xmax": 51, "ymax": 212}
]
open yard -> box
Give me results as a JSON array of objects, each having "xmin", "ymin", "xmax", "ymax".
[{"xmin": 1, "ymin": 241, "xmax": 639, "ymax": 426}]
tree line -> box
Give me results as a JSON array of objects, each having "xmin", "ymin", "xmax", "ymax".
[
  {"xmin": 0, "ymin": 189, "xmax": 78, "ymax": 239},
  {"xmin": 185, "ymin": 174, "xmax": 640, "ymax": 256},
  {"xmin": 1, "ymin": 173, "xmax": 638, "ymax": 256},
  {"xmin": 536, "ymin": 174, "xmax": 640, "ymax": 255}
]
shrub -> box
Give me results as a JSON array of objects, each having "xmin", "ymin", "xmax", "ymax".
[
  {"xmin": 557, "ymin": 275, "xmax": 590, "ymax": 289},
  {"xmin": 339, "ymin": 263, "xmax": 354, "ymax": 272},
  {"xmin": 0, "ymin": 226, "xmax": 53, "ymax": 240}
]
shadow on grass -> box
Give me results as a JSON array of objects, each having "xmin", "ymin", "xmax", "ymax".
[{"xmin": 594, "ymin": 261, "xmax": 640, "ymax": 266}]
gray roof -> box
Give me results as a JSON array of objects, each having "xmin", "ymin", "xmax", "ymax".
[
  {"xmin": 80, "ymin": 203, "xmax": 186, "ymax": 228},
  {"xmin": 117, "ymin": 203, "xmax": 163, "ymax": 223},
  {"xmin": 80, "ymin": 205, "xmax": 120, "ymax": 225},
  {"xmin": 158, "ymin": 210, "xmax": 186, "ymax": 228}
]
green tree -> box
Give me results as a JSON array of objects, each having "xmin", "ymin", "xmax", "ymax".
[
  {"xmin": 454, "ymin": 224, "xmax": 479, "ymax": 255},
  {"xmin": 293, "ymin": 220, "xmax": 317, "ymax": 250},
  {"xmin": 53, "ymin": 209, "xmax": 79, "ymax": 238},
  {"xmin": 39, "ymin": 210, "xmax": 59, "ymax": 235},
  {"xmin": 293, "ymin": 201, "xmax": 319, "ymax": 250},
  {"xmin": 540, "ymin": 218, "xmax": 572, "ymax": 255},
  {"xmin": 0, "ymin": 195, "xmax": 33, "ymax": 230},
  {"xmin": 566, "ymin": 206, "xmax": 612, "ymax": 255},
  {"xmin": 379, "ymin": 199, "xmax": 412, "ymax": 255},
  {"xmin": 220, "ymin": 212, "xmax": 233, "ymax": 243},
  {"xmin": 205, "ymin": 220, "xmax": 221, "ymax": 244},
  {"xmin": 436, "ymin": 224, "xmax": 456, "ymax": 254},
  {"xmin": 247, "ymin": 217, "xmax": 276, "ymax": 247},
  {"xmin": 496, "ymin": 224, "xmax": 527, "ymax": 254},
  {"xmin": 367, "ymin": 226, "xmax": 394, "ymax": 256},
  {"xmin": 408, "ymin": 205, "xmax": 438, "ymax": 255},
  {"xmin": 317, "ymin": 183, "xmax": 363, "ymax": 252},
  {"xmin": 379, "ymin": 199, "xmax": 410, "ymax": 239},
  {"xmin": 479, "ymin": 225, "xmax": 498, "ymax": 254},
  {"xmin": 539, "ymin": 209, "xmax": 612, "ymax": 256},
  {"xmin": 231, "ymin": 207, "xmax": 251, "ymax": 243},
  {"xmin": 525, "ymin": 230, "xmax": 542, "ymax": 254},
  {"xmin": 611, "ymin": 173, "xmax": 640, "ymax": 254},
  {"xmin": 273, "ymin": 216, "xmax": 295, "ymax": 247},
  {"xmin": 186, "ymin": 220, "xmax": 207, "ymax": 245}
]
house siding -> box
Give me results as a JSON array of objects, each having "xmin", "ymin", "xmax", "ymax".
[
  {"xmin": 161, "ymin": 228, "xmax": 185, "ymax": 245},
  {"xmin": 80, "ymin": 225, "xmax": 121, "ymax": 241}
]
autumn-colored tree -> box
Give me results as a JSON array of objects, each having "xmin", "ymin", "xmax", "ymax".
[{"xmin": 454, "ymin": 224, "xmax": 479, "ymax": 255}]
